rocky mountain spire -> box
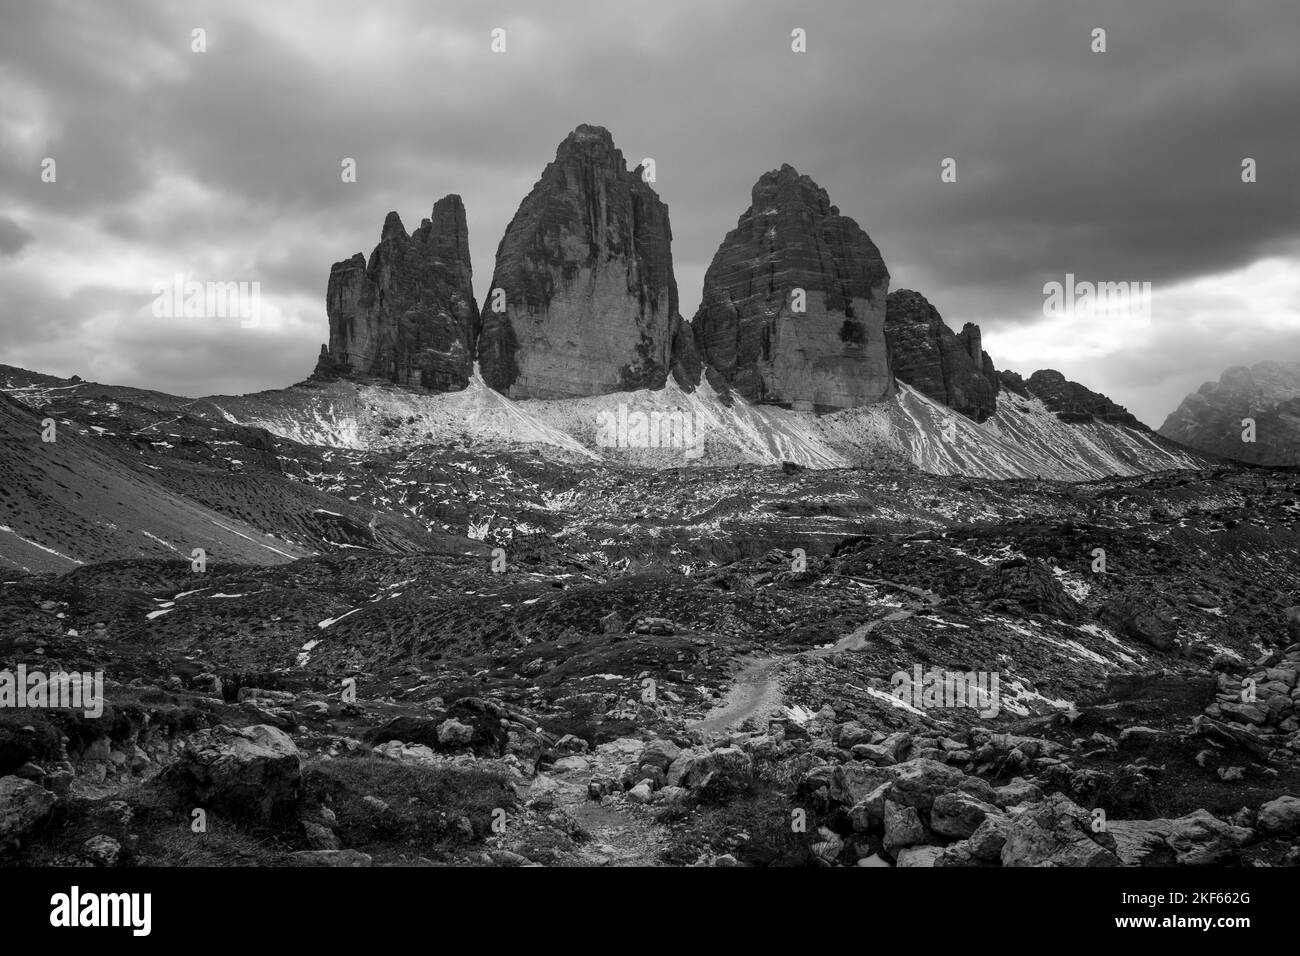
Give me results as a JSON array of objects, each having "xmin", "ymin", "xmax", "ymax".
[
  {"xmin": 477, "ymin": 124, "xmax": 692, "ymax": 399},
  {"xmin": 314, "ymin": 194, "xmax": 479, "ymax": 392},
  {"xmin": 885, "ymin": 289, "xmax": 999, "ymax": 422},
  {"xmin": 691, "ymin": 164, "xmax": 893, "ymax": 412}
]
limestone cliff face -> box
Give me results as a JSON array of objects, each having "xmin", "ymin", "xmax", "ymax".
[
  {"xmin": 314, "ymin": 195, "xmax": 478, "ymax": 392},
  {"xmin": 477, "ymin": 125, "xmax": 686, "ymax": 399},
  {"xmin": 691, "ymin": 164, "xmax": 893, "ymax": 412},
  {"xmin": 885, "ymin": 289, "xmax": 999, "ymax": 422}
]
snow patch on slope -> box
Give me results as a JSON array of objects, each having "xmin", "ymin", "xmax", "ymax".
[{"xmin": 207, "ymin": 372, "xmax": 1202, "ymax": 481}]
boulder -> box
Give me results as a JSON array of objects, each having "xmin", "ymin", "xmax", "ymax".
[
  {"xmin": 0, "ymin": 776, "xmax": 56, "ymax": 855},
  {"xmin": 831, "ymin": 761, "xmax": 898, "ymax": 807},
  {"xmin": 1257, "ymin": 794, "xmax": 1300, "ymax": 835},
  {"xmin": 627, "ymin": 781, "xmax": 654, "ymax": 804},
  {"xmin": 82, "ymin": 834, "xmax": 122, "ymax": 867},
  {"xmin": 366, "ymin": 715, "xmax": 447, "ymax": 749},
  {"xmin": 638, "ymin": 739, "xmax": 682, "ymax": 773},
  {"xmin": 304, "ymin": 822, "xmax": 341, "ymax": 851},
  {"xmin": 173, "ymin": 724, "xmax": 302, "ymax": 823},
  {"xmin": 1165, "ymin": 810, "xmax": 1254, "ymax": 866},
  {"xmin": 935, "ymin": 814, "xmax": 1013, "ymax": 866},
  {"xmin": 811, "ymin": 827, "xmax": 844, "ymax": 865},
  {"xmin": 1106, "ymin": 819, "xmax": 1176, "ymax": 865},
  {"xmin": 930, "ymin": 791, "xmax": 1002, "ymax": 839},
  {"xmin": 993, "ymin": 778, "xmax": 1043, "ymax": 808},
  {"xmin": 680, "ymin": 747, "xmax": 753, "ymax": 796},
  {"xmin": 1000, "ymin": 794, "xmax": 1120, "ymax": 867},
  {"xmin": 554, "ymin": 734, "xmax": 589, "ymax": 757},
  {"xmin": 1218, "ymin": 700, "xmax": 1270, "ymax": 725},
  {"xmin": 896, "ymin": 845, "xmax": 944, "ymax": 867},
  {"xmin": 1102, "ymin": 598, "xmax": 1178, "ymax": 651},
  {"xmin": 883, "ymin": 800, "xmax": 929, "ymax": 856},
  {"xmin": 848, "ymin": 783, "xmax": 891, "ymax": 833},
  {"xmin": 436, "ymin": 718, "xmax": 475, "ymax": 748},
  {"xmin": 505, "ymin": 724, "xmax": 546, "ymax": 770},
  {"xmin": 888, "ymin": 758, "xmax": 994, "ymax": 813}
]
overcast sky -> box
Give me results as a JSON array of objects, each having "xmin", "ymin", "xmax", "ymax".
[{"xmin": 2, "ymin": 0, "xmax": 1297, "ymax": 425}]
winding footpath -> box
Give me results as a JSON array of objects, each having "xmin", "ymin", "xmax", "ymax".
[{"xmin": 690, "ymin": 580, "xmax": 940, "ymax": 737}]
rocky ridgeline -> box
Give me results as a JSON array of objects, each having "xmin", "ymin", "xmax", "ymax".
[
  {"xmin": 1160, "ymin": 361, "xmax": 1300, "ymax": 466},
  {"xmin": 315, "ymin": 196, "xmax": 479, "ymax": 392},
  {"xmin": 1000, "ymin": 368, "xmax": 1144, "ymax": 427},
  {"xmin": 691, "ymin": 164, "xmax": 893, "ymax": 411},
  {"xmin": 477, "ymin": 124, "xmax": 695, "ymax": 399},
  {"xmin": 885, "ymin": 289, "xmax": 999, "ymax": 422},
  {"xmin": 312, "ymin": 125, "xmax": 1127, "ymax": 431}
]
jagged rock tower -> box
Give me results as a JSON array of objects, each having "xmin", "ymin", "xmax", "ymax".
[
  {"xmin": 314, "ymin": 195, "xmax": 479, "ymax": 392},
  {"xmin": 477, "ymin": 124, "xmax": 693, "ymax": 399},
  {"xmin": 691, "ymin": 164, "xmax": 893, "ymax": 412},
  {"xmin": 885, "ymin": 289, "xmax": 1000, "ymax": 422}
]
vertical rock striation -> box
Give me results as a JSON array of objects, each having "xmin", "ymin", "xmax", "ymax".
[
  {"xmin": 885, "ymin": 289, "xmax": 999, "ymax": 422},
  {"xmin": 314, "ymin": 195, "xmax": 479, "ymax": 392},
  {"xmin": 691, "ymin": 164, "xmax": 893, "ymax": 412},
  {"xmin": 477, "ymin": 124, "xmax": 688, "ymax": 399}
]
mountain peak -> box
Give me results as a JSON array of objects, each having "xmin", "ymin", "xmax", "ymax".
[
  {"xmin": 567, "ymin": 123, "xmax": 614, "ymax": 143},
  {"xmin": 380, "ymin": 211, "xmax": 408, "ymax": 243},
  {"xmin": 1160, "ymin": 359, "xmax": 1300, "ymax": 465},
  {"xmin": 692, "ymin": 168, "xmax": 890, "ymax": 411},
  {"xmin": 752, "ymin": 164, "xmax": 836, "ymax": 216},
  {"xmin": 315, "ymin": 201, "xmax": 478, "ymax": 392},
  {"xmin": 477, "ymin": 125, "xmax": 686, "ymax": 399}
]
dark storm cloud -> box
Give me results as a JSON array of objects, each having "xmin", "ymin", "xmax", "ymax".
[{"xmin": 1, "ymin": 0, "xmax": 1297, "ymax": 420}]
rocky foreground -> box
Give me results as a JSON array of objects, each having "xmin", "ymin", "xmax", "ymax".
[{"xmin": 2, "ymin": 457, "xmax": 1299, "ymax": 867}]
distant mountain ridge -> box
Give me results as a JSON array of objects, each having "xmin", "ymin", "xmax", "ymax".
[{"xmin": 1160, "ymin": 361, "xmax": 1300, "ymax": 466}]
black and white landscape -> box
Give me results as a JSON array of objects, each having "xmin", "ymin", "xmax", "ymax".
[{"xmin": 1, "ymin": 0, "xmax": 1299, "ymax": 883}]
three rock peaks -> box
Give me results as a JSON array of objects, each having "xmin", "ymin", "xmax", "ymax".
[{"xmin": 313, "ymin": 124, "xmax": 1066, "ymax": 424}]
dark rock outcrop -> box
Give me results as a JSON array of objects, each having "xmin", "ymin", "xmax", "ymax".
[
  {"xmin": 1159, "ymin": 361, "xmax": 1300, "ymax": 466},
  {"xmin": 1020, "ymin": 370, "xmax": 1144, "ymax": 428},
  {"xmin": 172, "ymin": 724, "xmax": 302, "ymax": 824},
  {"xmin": 885, "ymin": 289, "xmax": 999, "ymax": 421},
  {"xmin": 477, "ymin": 124, "xmax": 686, "ymax": 399},
  {"xmin": 692, "ymin": 164, "xmax": 893, "ymax": 412},
  {"xmin": 314, "ymin": 195, "xmax": 479, "ymax": 392},
  {"xmin": 997, "ymin": 370, "xmax": 1030, "ymax": 398}
]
